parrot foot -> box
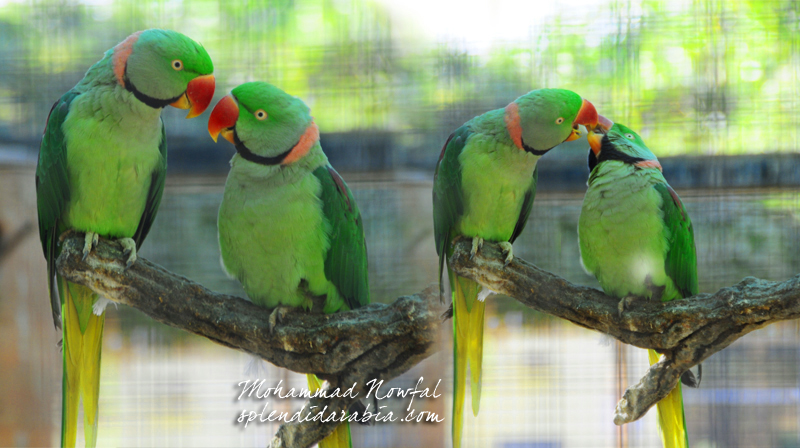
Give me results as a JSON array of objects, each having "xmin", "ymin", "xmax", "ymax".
[
  {"xmin": 469, "ymin": 237, "xmax": 484, "ymax": 260},
  {"xmin": 269, "ymin": 305, "xmax": 293, "ymax": 334},
  {"xmin": 498, "ymin": 241, "xmax": 514, "ymax": 267},
  {"xmin": 681, "ymin": 364, "xmax": 703, "ymax": 388},
  {"xmin": 92, "ymin": 296, "xmax": 116, "ymax": 316},
  {"xmin": 82, "ymin": 232, "xmax": 99, "ymax": 260},
  {"xmin": 617, "ymin": 295, "xmax": 637, "ymax": 316},
  {"xmin": 119, "ymin": 238, "xmax": 138, "ymax": 269},
  {"xmin": 477, "ymin": 287, "xmax": 493, "ymax": 302}
]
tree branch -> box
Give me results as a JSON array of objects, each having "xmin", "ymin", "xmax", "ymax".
[
  {"xmin": 55, "ymin": 232, "xmax": 441, "ymax": 448},
  {"xmin": 56, "ymin": 229, "xmax": 800, "ymax": 443},
  {"xmin": 449, "ymin": 238, "xmax": 800, "ymax": 425}
]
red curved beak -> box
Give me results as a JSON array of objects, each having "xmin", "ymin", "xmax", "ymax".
[
  {"xmin": 573, "ymin": 99, "xmax": 599, "ymax": 129},
  {"xmin": 171, "ymin": 74, "xmax": 216, "ymax": 119},
  {"xmin": 565, "ymin": 99, "xmax": 600, "ymax": 142},
  {"xmin": 208, "ymin": 94, "xmax": 239, "ymax": 144}
]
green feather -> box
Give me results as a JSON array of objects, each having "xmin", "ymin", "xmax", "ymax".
[
  {"xmin": 130, "ymin": 121, "xmax": 167, "ymax": 249},
  {"xmin": 36, "ymin": 90, "xmax": 79, "ymax": 328},
  {"xmin": 509, "ymin": 165, "xmax": 538, "ymax": 244},
  {"xmin": 433, "ymin": 88, "xmax": 588, "ymax": 448},
  {"xmin": 655, "ymin": 183, "xmax": 698, "ymax": 299},
  {"xmin": 216, "ymin": 82, "xmax": 369, "ymax": 448},
  {"xmin": 36, "ymin": 29, "xmax": 213, "ymax": 447},
  {"xmin": 433, "ymin": 125, "xmax": 471, "ymax": 296},
  {"xmin": 579, "ymin": 123, "xmax": 695, "ymax": 448},
  {"xmin": 313, "ymin": 165, "xmax": 370, "ymax": 311}
]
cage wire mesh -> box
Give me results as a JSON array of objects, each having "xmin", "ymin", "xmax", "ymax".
[{"xmin": 1, "ymin": 0, "xmax": 800, "ymax": 447}]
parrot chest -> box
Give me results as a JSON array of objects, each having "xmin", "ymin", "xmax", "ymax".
[
  {"xmin": 61, "ymin": 93, "xmax": 163, "ymax": 238},
  {"xmin": 456, "ymin": 138, "xmax": 538, "ymax": 242},
  {"xmin": 217, "ymin": 170, "xmax": 330, "ymax": 309},
  {"xmin": 578, "ymin": 165, "xmax": 675, "ymax": 300}
]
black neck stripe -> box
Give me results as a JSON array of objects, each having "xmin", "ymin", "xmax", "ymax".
[
  {"xmin": 125, "ymin": 77, "xmax": 182, "ymax": 109},
  {"xmin": 123, "ymin": 64, "xmax": 182, "ymax": 109},
  {"xmin": 597, "ymin": 135, "xmax": 647, "ymax": 165},
  {"xmin": 521, "ymin": 137, "xmax": 550, "ymax": 156},
  {"xmin": 234, "ymin": 132, "xmax": 294, "ymax": 166}
]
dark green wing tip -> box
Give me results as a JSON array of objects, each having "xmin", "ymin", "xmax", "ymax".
[
  {"xmin": 433, "ymin": 126, "xmax": 473, "ymax": 301},
  {"xmin": 37, "ymin": 91, "xmax": 80, "ymax": 329},
  {"xmin": 314, "ymin": 165, "xmax": 370, "ymax": 310},
  {"xmin": 655, "ymin": 183, "xmax": 699, "ymax": 299}
]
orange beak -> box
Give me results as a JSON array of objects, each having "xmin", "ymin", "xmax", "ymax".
[
  {"xmin": 587, "ymin": 130, "xmax": 603, "ymax": 156},
  {"xmin": 170, "ymin": 74, "xmax": 216, "ymax": 119},
  {"xmin": 587, "ymin": 114, "xmax": 613, "ymax": 155},
  {"xmin": 565, "ymin": 99, "xmax": 599, "ymax": 142},
  {"xmin": 208, "ymin": 94, "xmax": 239, "ymax": 144}
]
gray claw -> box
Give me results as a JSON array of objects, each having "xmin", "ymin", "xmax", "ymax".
[
  {"xmin": 498, "ymin": 242, "xmax": 514, "ymax": 267},
  {"xmin": 269, "ymin": 306, "xmax": 292, "ymax": 334},
  {"xmin": 118, "ymin": 238, "xmax": 137, "ymax": 270},
  {"xmin": 469, "ymin": 237, "xmax": 484, "ymax": 260},
  {"xmin": 82, "ymin": 232, "xmax": 99, "ymax": 261},
  {"xmin": 617, "ymin": 296, "xmax": 636, "ymax": 317}
]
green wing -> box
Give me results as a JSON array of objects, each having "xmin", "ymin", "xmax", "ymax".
[
  {"xmin": 655, "ymin": 183, "xmax": 698, "ymax": 300},
  {"xmin": 432, "ymin": 125, "xmax": 473, "ymax": 292},
  {"xmin": 36, "ymin": 90, "xmax": 80, "ymax": 329},
  {"xmin": 131, "ymin": 119, "xmax": 167, "ymax": 248},
  {"xmin": 508, "ymin": 165, "xmax": 538, "ymax": 244},
  {"xmin": 313, "ymin": 165, "xmax": 370, "ymax": 310}
]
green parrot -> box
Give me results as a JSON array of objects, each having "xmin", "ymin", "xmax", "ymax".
[
  {"xmin": 36, "ymin": 29, "xmax": 214, "ymax": 447},
  {"xmin": 578, "ymin": 121, "xmax": 697, "ymax": 448},
  {"xmin": 208, "ymin": 81, "xmax": 369, "ymax": 448},
  {"xmin": 433, "ymin": 88, "xmax": 600, "ymax": 448}
]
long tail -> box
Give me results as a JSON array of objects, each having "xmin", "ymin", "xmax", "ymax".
[
  {"xmin": 307, "ymin": 374, "xmax": 352, "ymax": 448},
  {"xmin": 451, "ymin": 273, "xmax": 485, "ymax": 448},
  {"xmin": 59, "ymin": 276, "xmax": 105, "ymax": 448},
  {"xmin": 648, "ymin": 349, "xmax": 689, "ymax": 448}
]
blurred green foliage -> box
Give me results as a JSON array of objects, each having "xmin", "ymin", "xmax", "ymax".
[{"xmin": 0, "ymin": 0, "xmax": 798, "ymax": 155}]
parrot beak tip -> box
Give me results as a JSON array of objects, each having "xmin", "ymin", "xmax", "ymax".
[
  {"xmin": 182, "ymin": 74, "xmax": 215, "ymax": 118},
  {"xmin": 207, "ymin": 94, "xmax": 240, "ymax": 145}
]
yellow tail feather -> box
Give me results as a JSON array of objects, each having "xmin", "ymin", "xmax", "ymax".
[
  {"xmin": 307, "ymin": 374, "xmax": 352, "ymax": 448},
  {"xmin": 451, "ymin": 274, "xmax": 485, "ymax": 448},
  {"xmin": 60, "ymin": 278, "xmax": 105, "ymax": 448},
  {"xmin": 648, "ymin": 349, "xmax": 689, "ymax": 448}
]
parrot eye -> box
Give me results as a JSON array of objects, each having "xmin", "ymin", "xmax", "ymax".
[
  {"xmin": 172, "ymin": 60, "xmax": 183, "ymax": 71},
  {"xmin": 255, "ymin": 109, "xmax": 268, "ymax": 120},
  {"xmin": 625, "ymin": 133, "xmax": 634, "ymax": 140},
  {"xmin": 555, "ymin": 117, "xmax": 565, "ymax": 125}
]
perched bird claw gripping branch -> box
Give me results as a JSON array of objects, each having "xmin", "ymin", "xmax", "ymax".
[
  {"xmin": 55, "ymin": 222, "xmax": 800, "ymax": 446},
  {"xmin": 36, "ymin": 29, "xmax": 214, "ymax": 447}
]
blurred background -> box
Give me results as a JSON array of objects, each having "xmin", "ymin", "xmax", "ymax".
[{"xmin": 2, "ymin": 0, "xmax": 800, "ymax": 446}]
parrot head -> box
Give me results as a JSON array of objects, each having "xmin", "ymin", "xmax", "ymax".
[
  {"xmin": 113, "ymin": 29, "xmax": 215, "ymax": 118},
  {"xmin": 505, "ymin": 88, "xmax": 600, "ymax": 154},
  {"xmin": 207, "ymin": 82, "xmax": 320, "ymax": 166},
  {"xmin": 586, "ymin": 120, "xmax": 662, "ymax": 172}
]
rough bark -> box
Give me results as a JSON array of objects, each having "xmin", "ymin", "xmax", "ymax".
[
  {"xmin": 449, "ymin": 237, "xmax": 800, "ymax": 425},
  {"xmin": 55, "ymin": 231, "xmax": 800, "ymax": 445},
  {"xmin": 55, "ymin": 233, "xmax": 442, "ymax": 448}
]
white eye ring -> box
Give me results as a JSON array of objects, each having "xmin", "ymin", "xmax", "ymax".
[
  {"xmin": 172, "ymin": 59, "xmax": 183, "ymax": 71},
  {"xmin": 555, "ymin": 117, "xmax": 565, "ymax": 124},
  {"xmin": 625, "ymin": 133, "xmax": 634, "ymax": 139},
  {"xmin": 255, "ymin": 109, "xmax": 268, "ymax": 120}
]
